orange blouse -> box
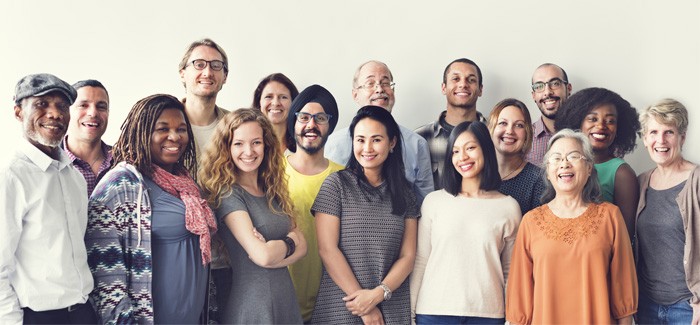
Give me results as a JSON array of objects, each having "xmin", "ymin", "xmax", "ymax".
[{"xmin": 506, "ymin": 202, "xmax": 638, "ymax": 324}]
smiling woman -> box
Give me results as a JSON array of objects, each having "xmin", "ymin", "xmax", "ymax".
[
  {"xmin": 86, "ymin": 94, "xmax": 217, "ymax": 324},
  {"xmin": 506, "ymin": 129, "xmax": 638, "ymax": 324}
]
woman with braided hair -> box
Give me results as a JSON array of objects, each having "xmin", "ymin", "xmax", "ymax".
[{"xmin": 86, "ymin": 94, "xmax": 217, "ymax": 324}]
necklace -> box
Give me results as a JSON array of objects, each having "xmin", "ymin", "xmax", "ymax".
[{"xmin": 501, "ymin": 159, "xmax": 525, "ymax": 180}]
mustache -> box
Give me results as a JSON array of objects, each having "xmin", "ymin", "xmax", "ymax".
[
  {"xmin": 540, "ymin": 96, "xmax": 560, "ymax": 103},
  {"xmin": 301, "ymin": 128, "xmax": 321, "ymax": 136}
]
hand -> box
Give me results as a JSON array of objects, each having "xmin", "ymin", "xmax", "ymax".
[
  {"xmin": 343, "ymin": 287, "xmax": 383, "ymax": 316},
  {"xmin": 691, "ymin": 300, "xmax": 699, "ymax": 325},
  {"xmin": 252, "ymin": 227, "xmax": 266, "ymax": 242},
  {"xmin": 361, "ymin": 307, "xmax": 384, "ymax": 325}
]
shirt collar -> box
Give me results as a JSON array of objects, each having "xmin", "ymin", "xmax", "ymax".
[
  {"xmin": 62, "ymin": 134, "xmax": 114, "ymax": 165},
  {"xmin": 434, "ymin": 110, "xmax": 487, "ymax": 137},
  {"xmin": 533, "ymin": 117, "xmax": 551, "ymax": 138},
  {"xmin": 19, "ymin": 138, "xmax": 71, "ymax": 171}
]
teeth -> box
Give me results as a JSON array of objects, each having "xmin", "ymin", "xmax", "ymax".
[
  {"xmin": 269, "ymin": 109, "xmax": 282, "ymax": 113},
  {"xmin": 44, "ymin": 125, "xmax": 59, "ymax": 130},
  {"xmin": 655, "ymin": 148, "xmax": 669, "ymax": 152},
  {"xmin": 240, "ymin": 158, "xmax": 255, "ymax": 163},
  {"xmin": 501, "ymin": 138, "xmax": 516, "ymax": 144},
  {"xmin": 164, "ymin": 147, "xmax": 180, "ymax": 152},
  {"xmin": 84, "ymin": 122, "xmax": 99, "ymax": 127},
  {"xmin": 591, "ymin": 134, "xmax": 607, "ymax": 140}
]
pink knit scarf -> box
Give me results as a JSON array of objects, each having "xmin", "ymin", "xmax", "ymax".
[{"xmin": 151, "ymin": 165, "xmax": 217, "ymax": 265}]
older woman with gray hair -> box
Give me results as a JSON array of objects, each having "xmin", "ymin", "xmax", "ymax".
[
  {"xmin": 635, "ymin": 98, "xmax": 700, "ymax": 325},
  {"xmin": 506, "ymin": 129, "xmax": 637, "ymax": 324}
]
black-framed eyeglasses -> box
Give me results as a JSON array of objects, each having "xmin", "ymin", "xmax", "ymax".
[
  {"xmin": 295, "ymin": 112, "xmax": 332, "ymax": 124},
  {"xmin": 356, "ymin": 80, "xmax": 396, "ymax": 91},
  {"xmin": 546, "ymin": 152, "xmax": 587, "ymax": 165},
  {"xmin": 532, "ymin": 78, "xmax": 567, "ymax": 93},
  {"xmin": 188, "ymin": 59, "xmax": 226, "ymax": 71}
]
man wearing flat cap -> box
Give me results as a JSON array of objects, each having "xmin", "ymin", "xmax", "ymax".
[
  {"xmin": 325, "ymin": 60, "xmax": 433, "ymax": 204},
  {"xmin": 0, "ymin": 74, "xmax": 95, "ymax": 324},
  {"xmin": 284, "ymin": 84, "xmax": 344, "ymax": 322}
]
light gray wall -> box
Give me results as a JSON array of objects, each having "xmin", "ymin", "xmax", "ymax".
[{"xmin": 2, "ymin": 0, "xmax": 698, "ymax": 173}]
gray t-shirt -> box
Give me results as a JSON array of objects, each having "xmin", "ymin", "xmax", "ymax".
[
  {"xmin": 214, "ymin": 185, "xmax": 303, "ymax": 324},
  {"xmin": 637, "ymin": 180, "xmax": 692, "ymax": 304}
]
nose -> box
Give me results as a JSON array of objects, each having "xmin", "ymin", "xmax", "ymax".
[
  {"xmin": 362, "ymin": 140, "xmax": 372, "ymax": 153},
  {"xmin": 167, "ymin": 130, "xmax": 181, "ymax": 141},
  {"xmin": 505, "ymin": 123, "xmax": 514, "ymax": 134},
  {"xmin": 86, "ymin": 104, "xmax": 98, "ymax": 117},
  {"xmin": 46, "ymin": 103, "xmax": 67, "ymax": 120},
  {"xmin": 305, "ymin": 117, "xmax": 317, "ymax": 128}
]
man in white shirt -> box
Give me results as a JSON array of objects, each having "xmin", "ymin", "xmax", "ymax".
[
  {"xmin": 178, "ymin": 38, "xmax": 230, "ymax": 322},
  {"xmin": 325, "ymin": 60, "xmax": 434, "ymax": 203},
  {"xmin": 1, "ymin": 73, "xmax": 95, "ymax": 324}
]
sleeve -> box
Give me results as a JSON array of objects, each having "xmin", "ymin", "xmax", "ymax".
[
  {"xmin": 311, "ymin": 173, "xmax": 343, "ymax": 218},
  {"xmin": 0, "ymin": 172, "xmax": 24, "ymax": 325},
  {"xmin": 505, "ymin": 214, "xmax": 534, "ymax": 325},
  {"xmin": 323, "ymin": 129, "xmax": 351, "ymax": 166},
  {"xmin": 501, "ymin": 199, "xmax": 522, "ymax": 286},
  {"xmin": 608, "ymin": 205, "xmax": 638, "ymax": 319},
  {"xmin": 413, "ymin": 137, "xmax": 435, "ymax": 203},
  {"xmin": 86, "ymin": 184, "xmax": 135, "ymax": 325},
  {"xmin": 405, "ymin": 185, "xmax": 421, "ymax": 219},
  {"xmin": 409, "ymin": 193, "xmax": 434, "ymax": 316},
  {"xmin": 214, "ymin": 187, "xmax": 248, "ymax": 223}
]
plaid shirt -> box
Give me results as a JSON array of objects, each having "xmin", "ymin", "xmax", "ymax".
[
  {"xmin": 415, "ymin": 110, "xmax": 486, "ymax": 190},
  {"xmin": 525, "ymin": 117, "xmax": 553, "ymax": 167},
  {"xmin": 62, "ymin": 136, "xmax": 114, "ymax": 196}
]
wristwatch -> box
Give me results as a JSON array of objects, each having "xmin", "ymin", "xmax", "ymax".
[
  {"xmin": 378, "ymin": 283, "xmax": 392, "ymax": 301},
  {"xmin": 283, "ymin": 236, "xmax": 296, "ymax": 258}
]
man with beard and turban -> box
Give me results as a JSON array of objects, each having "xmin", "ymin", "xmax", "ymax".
[
  {"xmin": 526, "ymin": 63, "xmax": 572, "ymax": 166},
  {"xmin": 416, "ymin": 58, "xmax": 486, "ymax": 190},
  {"xmin": 1, "ymin": 74, "xmax": 95, "ymax": 324},
  {"xmin": 325, "ymin": 60, "xmax": 433, "ymax": 203},
  {"xmin": 284, "ymin": 84, "xmax": 344, "ymax": 322}
]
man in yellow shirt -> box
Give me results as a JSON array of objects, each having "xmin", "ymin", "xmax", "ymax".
[{"xmin": 284, "ymin": 84, "xmax": 343, "ymax": 322}]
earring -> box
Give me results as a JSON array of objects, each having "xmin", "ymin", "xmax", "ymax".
[{"xmin": 390, "ymin": 147, "xmax": 394, "ymax": 153}]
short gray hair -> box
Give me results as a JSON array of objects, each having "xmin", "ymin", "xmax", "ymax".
[{"xmin": 540, "ymin": 129, "xmax": 602, "ymax": 204}]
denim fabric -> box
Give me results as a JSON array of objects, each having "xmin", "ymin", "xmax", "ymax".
[
  {"xmin": 416, "ymin": 314, "xmax": 505, "ymax": 324},
  {"xmin": 637, "ymin": 292, "xmax": 693, "ymax": 324}
]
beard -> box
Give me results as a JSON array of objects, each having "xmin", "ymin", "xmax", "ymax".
[
  {"xmin": 296, "ymin": 127, "xmax": 328, "ymax": 154},
  {"xmin": 25, "ymin": 118, "xmax": 63, "ymax": 148}
]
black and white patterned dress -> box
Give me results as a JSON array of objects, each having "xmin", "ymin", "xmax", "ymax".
[{"xmin": 310, "ymin": 170, "xmax": 419, "ymax": 325}]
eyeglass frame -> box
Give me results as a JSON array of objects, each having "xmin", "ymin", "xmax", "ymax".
[
  {"xmin": 295, "ymin": 112, "xmax": 333, "ymax": 124},
  {"xmin": 546, "ymin": 152, "xmax": 588, "ymax": 165},
  {"xmin": 531, "ymin": 78, "xmax": 568, "ymax": 93},
  {"xmin": 356, "ymin": 79, "xmax": 396, "ymax": 91},
  {"xmin": 187, "ymin": 59, "xmax": 227, "ymax": 71}
]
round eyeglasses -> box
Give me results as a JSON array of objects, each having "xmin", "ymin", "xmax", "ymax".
[
  {"xmin": 188, "ymin": 59, "xmax": 226, "ymax": 71},
  {"xmin": 546, "ymin": 152, "xmax": 587, "ymax": 165}
]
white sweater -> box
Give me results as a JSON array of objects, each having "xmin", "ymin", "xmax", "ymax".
[{"xmin": 410, "ymin": 190, "xmax": 521, "ymax": 318}]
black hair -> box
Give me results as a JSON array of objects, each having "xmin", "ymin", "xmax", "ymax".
[
  {"xmin": 443, "ymin": 121, "xmax": 501, "ymax": 195},
  {"xmin": 72, "ymin": 79, "xmax": 109, "ymax": 97},
  {"xmin": 554, "ymin": 87, "xmax": 640, "ymax": 157},
  {"xmin": 347, "ymin": 105, "xmax": 409, "ymax": 216},
  {"xmin": 442, "ymin": 58, "xmax": 483, "ymax": 87}
]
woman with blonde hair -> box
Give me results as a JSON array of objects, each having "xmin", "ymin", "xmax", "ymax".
[
  {"xmin": 199, "ymin": 108, "xmax": 306, "ymax": 324},
  {"xmin": 635, "ymin": 99, "xmax": 699, "ymax": 324}
]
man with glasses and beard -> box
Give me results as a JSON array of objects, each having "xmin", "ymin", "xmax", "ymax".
[
  {"xmin": 284, "ymin": 84, "xmax": 343, "ymax": 322},
  {"xmin": 526, "ymin": 63, "xmax": 572, "ymax": 166},
  {"xmin": 1, "ymin": 74, "xmax": 95, "ymax": 324}
]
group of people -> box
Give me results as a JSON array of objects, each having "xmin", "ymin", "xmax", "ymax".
[{"xmin": 1, "ymin": 37, "xmax": 698, "ymax": 325}]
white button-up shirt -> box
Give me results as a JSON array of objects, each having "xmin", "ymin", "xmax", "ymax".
[{"xmin": 0, "ymin": 139, "xmax": 93, "ymax": 324}]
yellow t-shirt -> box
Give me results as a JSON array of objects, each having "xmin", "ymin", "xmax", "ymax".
[{"xmin": 285, "ymin": 156, "xmax": 344, "ymax": 321}]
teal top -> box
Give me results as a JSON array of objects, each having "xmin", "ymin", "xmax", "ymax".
[{"xmin": 594, "ymin": 157, "xmax": 626, "ymax": 202}]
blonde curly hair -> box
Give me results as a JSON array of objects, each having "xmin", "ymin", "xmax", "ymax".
[{"xmin": 198, "ymin": 108, "xmax": 295, "ymax": 227}]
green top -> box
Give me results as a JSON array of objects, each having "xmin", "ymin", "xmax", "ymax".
[{"xmin": 594, "ymin": 157, "xmax": 626, "ymax": 202}]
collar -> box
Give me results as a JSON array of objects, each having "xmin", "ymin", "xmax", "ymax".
[
  {"xmin": 533, "ymin": 117, "xmax": 552, "ymax": 138},
  {"xmin": 19, "ymin": 138, "xmax": 71, "ymax": 172},
  {"xmin": 62, "ymin": 134, "xmax": 114, "ymax": 165},
  {"xmin": 433, "ymin": 110, "xmax": 486, "ymax": 137}
]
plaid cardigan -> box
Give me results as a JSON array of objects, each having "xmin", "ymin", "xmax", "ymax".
[{"xmin": 86, "ymin": 162, "xmax": 154, "ymax": 324}]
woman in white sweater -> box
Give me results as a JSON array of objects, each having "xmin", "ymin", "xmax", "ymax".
[{"xmin": 410, "ymin": 121, "xmax": 521, "ymax": 324}]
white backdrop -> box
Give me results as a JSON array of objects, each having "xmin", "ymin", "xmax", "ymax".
[{"xmin": 2, "ymin": 0, "xmax": 699, "ymax": 174}]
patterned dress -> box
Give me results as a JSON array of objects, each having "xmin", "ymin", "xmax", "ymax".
[{"xmin": 310, "ymin": 170, "xmax": 419, "ymax": 324}]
